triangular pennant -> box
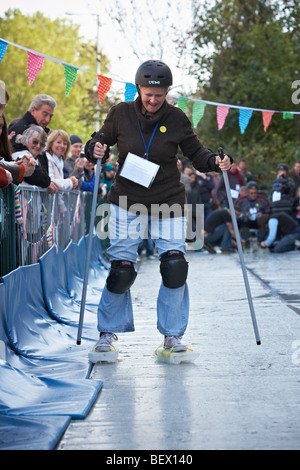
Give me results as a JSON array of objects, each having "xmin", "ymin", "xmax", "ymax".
[
  {"xmin": 177, "ymin": 97, "xmax": 189, "ymax": 112},
  {"xmin": 283, "ymin": 112, "xmax": 294, "ymax": 120},
  {"xmin": 262, "ymin": 110, "xmax": 274, "ymax": 132},
  {"xmin": 27, "ymin": 52, "xmax": 45, "ymax": 84},
  {"xmin": 0, "ymin": 40, "xmax": 7, "ymax": 63},
  {"xmin": 124, "ymin": 83, "xmax": 137, "ymax": 102},
  {"xmin": 63, "ymin": 64, "xmax": 78, "ymax": 95},
  {"xmin": 217, "ymin": 105, "xmax": 230, "ymax": 130},
  {"xmin": 192, "ymin": 101, "xmax": 206, "ymax": 128},
  {"xmin": 239, "ymin": 109, "xmax": 253, "ymax": 134},
  {"xmin": 97, "ymin": 75, "xmax": 112, "ymax": 103}
]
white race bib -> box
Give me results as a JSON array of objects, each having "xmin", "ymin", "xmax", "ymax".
[
  {"xmin": 120, "ymin": 152, "xmax": 160, "ymax": 188},
  {"xmin": 272, "ymin": 191, "xmax": 281, "ymax": 202}
]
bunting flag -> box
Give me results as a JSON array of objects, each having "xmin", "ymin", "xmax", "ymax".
[
  {"xmin": 177, "ymin": 97, "xmax": 189, "ymax": 112},
  {"xmin": 262, "ymin": 110, "xmax": 274, "ymax": 132},
  {"xmin": 46, "ymin": 224, "xmax": 53, "ymax": 247},
  {"xmin": 283, "ymin": 112, "xmax": 294, "ymax": 119},
  {"xmin": 0, "ymin": 40, "xmax": 7, "ymax": 63},
  {"xmin": 192, "ymin": 101, "xmax": 206, "ymax": 128},
  {"xmin": 124, "ymin": 82, "xmax": 137, "ymax": 102},
  {"xmin": 27, "ymin": 52, "xmax": 45, "ymax": 84},
  {"xmin": 63, "ymin": 64, "xmax": 78, "ymax": 96},
  {"xmin": 239, "ymin": 109, "xmax": 253, "ymax": 134},
  {"xmin": 14, "ymin": 185, "xmax": 23, "ymax": 223},
  {"xmin": 97, "ymin": 74, "xmax": 112, "ymax": 103},
  {"xmin": 1, "ymin": 37, "xmax": 300, "ymax": 135},
  {"xmin": 217, "ymin": 105, "xmax": 230, "ymax": 130},
  {"xmin": 22, "ymin": 195, "xmax": 28, "ymax": 239}
]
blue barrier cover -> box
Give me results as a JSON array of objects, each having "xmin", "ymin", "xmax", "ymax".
[
  {"xmin": 0, "ymin": 415, "xmax": 71, "ymax": 450},
  {"xmin": 64, "ymin": 240, "xmax": 104, "ymax": 307},
  {"xmin": 39, "ymin": 245, "xmax": 97, "ymax": 327},
  {"xmin": 0, "ymin": 236, "xmax": 109, "ymax": 449},
  {"xmin": 1, "ymin": 263, "xmax": 97, "ymax": 379}
]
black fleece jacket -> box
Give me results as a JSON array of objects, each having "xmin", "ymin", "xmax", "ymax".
[{"xmin": 85, "ymin": 97, "xmax": 221, "ymax": 213}]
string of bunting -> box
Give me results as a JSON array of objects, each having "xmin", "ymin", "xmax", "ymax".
[{"xmin": 1, "ymin": 37, "xmax": 299, "ymax": 135}]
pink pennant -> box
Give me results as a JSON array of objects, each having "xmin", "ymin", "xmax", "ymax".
[
  {"xmin": 97, "ymin": 75, "xmax": 112, "ymax": 103},
  {"xmin": 262, "ymin": 110, "xmax": 274, "ymax": 132},
  {"xmin": 27, "ymin": 52, "xmax": 45, "ymax": 84},
  {"xmin": 217, "ymin": 105, "xmax": 230, "ymax": 130}
]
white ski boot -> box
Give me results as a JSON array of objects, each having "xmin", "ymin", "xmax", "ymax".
[
  {"xmin": 155, "ymin": 336, "xmax": 199, "ymax": 365},
  {"xmin": 89, "ymin": 333, "xmax": 119, "ymax": 363}
]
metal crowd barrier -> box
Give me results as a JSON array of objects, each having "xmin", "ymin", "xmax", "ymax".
[{"xmin": 0, "ymin": 183, "xmax": 107, "ymax": 277}]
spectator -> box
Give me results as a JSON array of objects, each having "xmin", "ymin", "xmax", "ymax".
[
  {"xmin": 63, "ymin": 134, "xmax": 86, "ymax": 183},
  {"xmin": 239, "ymin": 185, "xmax": 248, "ymax": 197},
  {"xmin": 12, "ymin": 125, "xmax": 53, "ymax": 189},
  {"xmin": 187, "ymin": 172, "xmax": 202, "ymax": 241},
  {"xmin": 270, "ymin": 163, "xmax": 295, "ymax": 216},
  {"xmin": 217, "ymin": 161, "xmax": 245, "ymax": 208},
  {"xmin": 203, "ymin": 207, "xmax": 236, "ymax": 254},
  {"xmin": 45, "ymin": 130, "xmax": 78, "ymax": 192},
  {"xmin": 0, "ymin": 166, "xmax": 13, "ymax": 188},
  {"xmin": 238, "ymin": 159, "xmax": 253, "ymax": 183},
  {"xmin": 0, "ymin": 113, "xmax": 36, "ymax": 185},
  {"xmin": 195, "ymin": 170, "xmax": 214, "ymax": 220},
  {"xmin": 292, "ymin": 186, "xmax": 300, "ymax": 225},
  {"xmin": 83, "ymin": 159, "xmax": 95, "ymax": 182},
  {"xmin": 177, "ymin": 159, "xmax": 191, "ymax": 196},
  {"xmin": 289, "ymin": 161, "xmax": 300, "ymax": 190},
  {"xmin": 235, "ymin": 181, "xmax": 270, "ymax": 230},
  {"xmin": 258, "ymin": 212, "xmax": 300, "ymax": 253},
  {"xmin": 0, "ymin": 80, "xmax": 9, "ymax": 112},
  {"xmin": 8, "ymin": 94, "xmax": 56, "ymax": 153},
  {"xmin": 101, "ymin": 163, "xmax": 116, "ymax": 194},
  {"xmin": 210, "ymin": 171, "xmax": 221, "ymax": 205},
  {"xmin": 137, "ymin": 238, "xmax": 156, "ymax": 260}
]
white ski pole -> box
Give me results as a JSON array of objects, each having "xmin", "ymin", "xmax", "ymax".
[
  {"xmin": 218, "ymin": 147, "xmax": 261, "ymax": 345},
  {"xmin": 77, "ymin": 133, "xmax": 105, "ymax": 345}
]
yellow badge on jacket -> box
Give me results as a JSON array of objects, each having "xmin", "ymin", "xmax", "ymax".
[{"xmin": 159, "ymin": 126, "xmax": 167, "ymax": 133}]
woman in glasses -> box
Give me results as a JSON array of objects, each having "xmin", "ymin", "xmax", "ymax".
[{"xmin": 12, "ymin": 125, "xmax": 54, "ymax": 190}]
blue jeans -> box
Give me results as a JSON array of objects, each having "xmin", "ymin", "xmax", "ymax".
[
  {"xmin": 97, "ymin": 204, "xmax": 189, "ymax": 336},
  {"xmin": 273, "ymin": 227, "xmax": 300, "ymax": 253},
  {"xmin": 205, "ymin": 224, "xmax": 232, "ymax": 250}
]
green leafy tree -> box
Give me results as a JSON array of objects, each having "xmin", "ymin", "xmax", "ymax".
[
  {"xmin": 0, "ymin": 9, "xmax": 118, "ymax": 143},
  {"xmin": 188, "ymin": 0, "xmax": 300, "ymax": 189}
]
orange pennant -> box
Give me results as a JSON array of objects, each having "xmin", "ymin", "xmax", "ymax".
[{"xmin": 97, "ymin": 75, "xmax": 112, "ymax": 103}]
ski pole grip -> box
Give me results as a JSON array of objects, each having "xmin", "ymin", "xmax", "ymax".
[
  {"xmin": 218, "ymin": 147, "xmax": 225, "ymax": 160},
  {"xmin": 98, "ymin": 133, "xmax": 105, "ymax": 146}
]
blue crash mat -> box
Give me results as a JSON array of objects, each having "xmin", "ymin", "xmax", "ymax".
[
  {"xmin": 39, "ymin": 245, "xmax": 98, "ymax": 327},
  {"xmin": 0, "ymin": 360, "xmax": 103, "ymax": 419},
  {"xmin": 1, "ymin": 263, "xmax": 98, "ymax": 379},
  {"xmin": 64, "ymin": 240, "xmax": 104, "ymax": 307},
  {"xmin": 0, "ymin": 415, "xmax": 71, "ymax": 450}
]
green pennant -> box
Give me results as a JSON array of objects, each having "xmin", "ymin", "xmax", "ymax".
[
  {"xmin": 177, "ymin": 97, "xmax": 189, "ymax": 112},
  {"xmin": 192, "ymin": 101, "xmax": 206, "ymax": 128},
  {"xmin": 283, "ymin": 112, "xmax": 294, "ymax": 119},
  {"xmin": 63, "ymin": 64, "xmax": 78, "ymax": 96}
]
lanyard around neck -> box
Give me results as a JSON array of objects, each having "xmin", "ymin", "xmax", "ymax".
[{"xmin": 138, "ymin": 119, "xmax": 159, "ymax": 159}]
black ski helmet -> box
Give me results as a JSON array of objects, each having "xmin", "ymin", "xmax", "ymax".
[{"xmin": 135, "ymin": 60, "xmax": 173, "ymax": 87}]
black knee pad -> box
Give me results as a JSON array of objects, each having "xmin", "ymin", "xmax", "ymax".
[
  {"xmin": 106, "ymin": 260, "xmax": 137, "ymax": 294},
  {"xmin": 160, "ymin": 250, "xmax": 188, "ymax": 289}
]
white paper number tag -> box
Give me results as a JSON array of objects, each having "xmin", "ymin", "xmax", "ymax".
[
  {"xmin": 272, "ymin": 191, "xmax": 281, "ymax": 202},
  {"xmin": 120, "ymin": 152, "xmax": 160, "ymax": 188}
]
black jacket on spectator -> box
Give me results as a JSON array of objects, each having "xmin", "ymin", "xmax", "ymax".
[{"xmin": 8, "ymin": 111, "xmax": 51, "ymax": 153}]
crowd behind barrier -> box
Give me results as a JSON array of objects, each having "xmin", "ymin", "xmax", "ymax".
[{"xmin": 0, "ymin": 183, "xmax": 99, "ymax": 277}]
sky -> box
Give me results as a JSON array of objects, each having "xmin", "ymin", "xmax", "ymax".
[{"xmin": 0, "ymin": 0, "xmax": 199, "ymax": 94}]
